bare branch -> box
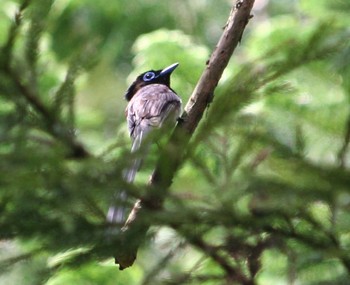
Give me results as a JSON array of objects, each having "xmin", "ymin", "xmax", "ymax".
[{"xmin": 182, "ymin": 0, "xmax": 254, "ymax": 134}]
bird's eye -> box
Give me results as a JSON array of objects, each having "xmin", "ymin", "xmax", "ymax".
[{"xmin": 143, "ymin": 72, "xmax": 156, "ymax": 82}]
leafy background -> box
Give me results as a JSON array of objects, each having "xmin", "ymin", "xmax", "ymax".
[{"xmin": 0, "ymin": 0, "xmax": 350, "ymax": 284}]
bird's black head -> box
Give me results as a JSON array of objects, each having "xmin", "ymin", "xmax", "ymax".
[{"xmin": 124, "ymin": 63, "xmax": 179, "ymax": 101}]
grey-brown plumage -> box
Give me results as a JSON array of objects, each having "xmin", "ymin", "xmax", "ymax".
[
  {"xmin": 127, "ymin": 84, "xmax": 181, "ymax": 142},
  {"xmin": 107, "ymin": 63, "xmax": 181, "ymax": 224}
]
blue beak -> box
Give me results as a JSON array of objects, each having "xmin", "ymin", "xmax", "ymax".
[{"xmin": 159, "ymin": 63, "xmax": 179, "ymax": 76}]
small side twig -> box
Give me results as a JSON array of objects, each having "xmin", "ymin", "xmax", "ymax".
[
  {"xmin": 337, "ymin": 114, "xmax": 350, "ymax": 168},
  {"xmin": 1, "ymin": 0, "xmax": 31, "ymax": 61},
  {"xmin": 190, "ymin": 236, "xmax": 251, "ymax": 284}
]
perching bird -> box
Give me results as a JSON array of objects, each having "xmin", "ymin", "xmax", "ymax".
[{"xmin": 107, "ymin": 63, "xmax": 182, "ymax": 224}]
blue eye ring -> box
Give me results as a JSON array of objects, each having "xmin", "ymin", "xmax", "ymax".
[{"xmin": 143, "ymin": 72, "xmax": 156, "ymax": 82}]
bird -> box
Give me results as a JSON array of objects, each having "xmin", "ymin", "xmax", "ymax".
[{"xmin": 107, "ymin": 63, "xmax": 182, "ymax": 224}]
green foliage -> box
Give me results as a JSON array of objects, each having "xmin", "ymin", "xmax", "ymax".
[
  {"xmin": 130, "ymin": 29, "xmax": 209, "ymax": 102},
  {"xmin": 0, "ymin": 0, "xmax": 350, "ymax": 284}
]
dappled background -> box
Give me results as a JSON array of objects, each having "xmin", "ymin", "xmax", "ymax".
[{"xmin": 0, "ymin": 0, "xmax": 350, "ymax": 284}]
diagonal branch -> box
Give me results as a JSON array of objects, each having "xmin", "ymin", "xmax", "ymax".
[
  {"xmin": 181, "ymin": 0, "xmax": 254, "ymax": 134},
  {"xmin": 115, "ymin": 0, "xmax": 256, "ymax": 270}
]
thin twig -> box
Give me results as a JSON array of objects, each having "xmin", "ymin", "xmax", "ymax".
[
  {"xmin": 141, "ymin": 241, "xmax": 186, "ymax": 285},
  {"xmin": 1, "ymin": 0, "xmax": 31, "ymax": 60},
  {"xmin": 337, "ymin": 114, "xmax": 350, "ymax": 168},
  {"xmin": 189, "ymin": 236, "xmax": 250, "ymax": 284}
]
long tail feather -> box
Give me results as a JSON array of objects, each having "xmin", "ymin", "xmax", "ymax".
[{"xmin": 107, "ymin": 131, "xmax": 145, "ymax": 224}]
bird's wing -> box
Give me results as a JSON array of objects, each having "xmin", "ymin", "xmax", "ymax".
[{"xmin": 126, "ymin": 84, "xmax": 182, "ymax": 141}]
